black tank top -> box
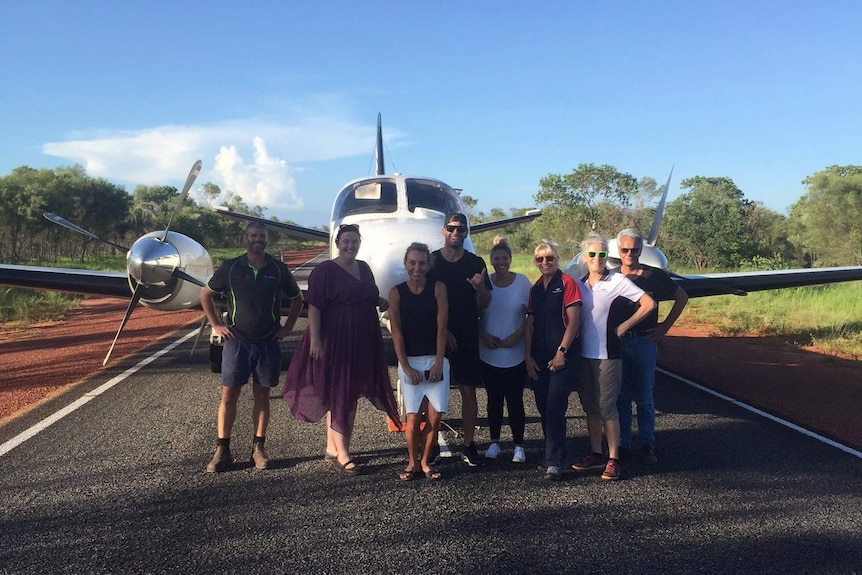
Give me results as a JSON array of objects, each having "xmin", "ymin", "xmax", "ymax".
[{"xmin": 396, "ymin": 281, "xmax": 438, "ymax": 356}]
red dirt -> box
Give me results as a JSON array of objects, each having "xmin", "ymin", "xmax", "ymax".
[{"xmin": 658, "ymin": 321, "xmax": 862, "ymax": 450}]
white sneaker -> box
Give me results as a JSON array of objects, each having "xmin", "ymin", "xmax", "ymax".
[
  {"xmin": 485, "ymin": 442, "xmax": 501, "ymax": 459},
  {"xmin": 512, "ymin": 446, "xmax": 526, "ymax": 463}
]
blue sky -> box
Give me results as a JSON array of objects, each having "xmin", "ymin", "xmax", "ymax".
[{"xmin": 2, "ymin": 1, "xmax": 860, "ymax": 227}]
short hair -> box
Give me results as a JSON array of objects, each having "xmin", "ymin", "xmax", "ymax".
[
  {"xmin": 335, "ymin": 223, "xmax": 361, "ymax": 243},
  {"xmin": 490, "ymin": 235, "xmax": 512, "ymax": 258},
  {"xmin": 617, "ymin": 228, "xmax": 643, "ymax": 248},
  {"xmin": 445, "ymin": 212, "xmax": 468, "ymax": 225},
  {"xmin": 244, "ymin": 221, "xmax": 268, "ymax": 235},
  {"xmin": 534, "ymin": 242, "xmax": 560, "ymax": 260},
  {"xmin": 581, "ymin": 232, "xmax": 608, "ymax": 252},
  {"xmin": 404, "ymin": 242, "xmax": 430, "ymax": 261}
]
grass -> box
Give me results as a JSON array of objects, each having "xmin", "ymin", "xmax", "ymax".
[
  {"xmin": 0, "ymin": 288, "xmax": 81, "ymax": 325},
  {"xmin": 678, "ymin": 282, "xmax": 862, "ymax": 359}
]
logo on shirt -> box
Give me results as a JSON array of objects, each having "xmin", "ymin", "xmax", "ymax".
[{"xmin": 552, "ymin": 287, "xmax": 563, "ymax": 294}]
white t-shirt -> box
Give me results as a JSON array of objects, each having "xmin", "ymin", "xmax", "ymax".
[
  {"xmin": 479, "ymin": 273, "xmax": 531, "ymax": 368},
  {"xmin": 579, "ymin": 271, "xmax": 645, "ymax": 359}
]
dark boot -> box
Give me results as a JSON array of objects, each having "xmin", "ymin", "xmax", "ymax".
[
  {"xmin": 206, "ymin": 444, "xmax": 233, "ymax": 473},
  {"xmin": 251, "ymin": 441, "xmax": 271, "ymax": 470}
]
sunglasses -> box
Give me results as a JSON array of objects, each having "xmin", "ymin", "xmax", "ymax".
[
  {"xmin": 445, "ymin": 224, "xmax": 467, "ymax": 233},
  {"xmin": 619, "ymin": 247, "xmax": 640, "ymax": 254},
  {"xmin": 534, "ymin": 255, "xmax": 556, "ymax": 263},
  {"xmin": 586, "ymin": 251, "xmax": 608, "ymax": 259}
]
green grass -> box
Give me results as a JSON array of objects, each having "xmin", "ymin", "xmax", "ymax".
[
  {"xmin": 0, "ymin": 288, "xmax": 81, "ymax": 324},
  {"xmin": 679, "ymin": 282, "xmax": 862, "ymax": 359}
]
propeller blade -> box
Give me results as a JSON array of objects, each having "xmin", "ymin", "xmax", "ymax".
[
  {"xmin": 103, "ymin": 283, "xmax": 145, "ymax": 365},
  {"xmin": 44, "ymin": 213, "xmax": 129, "ymax": 252},
  {"xmin": 161, "ymin": 160, "xmax": 203, "ymax": 242},
  {"xmin": 172, "ymin": 268, "xmax": 206, "ymax": 287},
  {"xmin": 646, "ymin": 165, "xmax": 674, "ymax": 246}
]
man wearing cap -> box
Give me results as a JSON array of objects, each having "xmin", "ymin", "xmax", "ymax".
[{"xmin": 428, "ymin": 213, "xmax": 492, "ymax": 466}]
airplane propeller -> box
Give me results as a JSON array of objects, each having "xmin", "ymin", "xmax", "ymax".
[
  {"xmin": 103, "ymin": 160, "xmax": 204, "ymax": 364},
  {"xmin": 43, "ymin": 160, "xmax": 206, "ymax": 365}
]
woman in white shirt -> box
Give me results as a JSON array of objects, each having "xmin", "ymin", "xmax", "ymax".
[{"xmin": 479, "ymin": 237, "xmax": 532, "ymax": 463}]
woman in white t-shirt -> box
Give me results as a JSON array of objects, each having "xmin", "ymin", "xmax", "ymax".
[{"xmin": 479, "ymin": 237, "xmax": 532, "ymax": 463}]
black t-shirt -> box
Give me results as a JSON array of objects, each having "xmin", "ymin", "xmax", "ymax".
[
  {"xmin": 427, "ymin": 249, "xmax": 491, "ymax": 339},
  {"xmin": 610, "ymin": 265, "xmax": 678, "ymax": 333},
  {"xmin": 207, "ymin": 253, "xmax": 302, "ymax": 341}
]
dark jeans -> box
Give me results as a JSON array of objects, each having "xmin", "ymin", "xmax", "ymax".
[
  {"xmin": 480, "ymin": 361, "xmax": 527, "ymax": 444},
  {"xmin": 531, "ymin": 360, "xmax": 577, "ymax": 467}
]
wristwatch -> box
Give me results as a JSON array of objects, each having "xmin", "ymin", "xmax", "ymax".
[{"xmin": 558, "ymin": 346, "xmax": 567, "ymax": 354}]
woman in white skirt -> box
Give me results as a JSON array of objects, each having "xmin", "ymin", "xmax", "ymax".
[{"xmin": 389, "ymin": 242, "xmax": 449, "ymax": 480}]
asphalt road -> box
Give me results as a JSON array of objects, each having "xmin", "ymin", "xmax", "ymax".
[{"xmin": 1, "ymin": 321, "xmax": 860, "ymax": 575}]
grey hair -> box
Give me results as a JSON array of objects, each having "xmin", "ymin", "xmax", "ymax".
[
  {"xmin": 616, "ymin": 228, "xmax": 643, "ymax": 248},
  {"xmin": 581, "ymin": 232, "xmax": 608, "ymax": 252}
]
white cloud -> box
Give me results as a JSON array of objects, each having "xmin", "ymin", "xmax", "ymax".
[{"xmin": 40, "ymin": 116, "xmax": 403, "ymax": 217}]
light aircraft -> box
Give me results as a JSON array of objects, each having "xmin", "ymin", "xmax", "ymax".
[
  {"xmin": 0, "ymin": 115, "xmax": 541, "ymax": 366},
  {"xmin": 213, "ymin": 114, "xmax": 543, "ymax": 311},
  {"xmin": 560, "ymin": 167, "xmax": 862, "ymax": 296}
]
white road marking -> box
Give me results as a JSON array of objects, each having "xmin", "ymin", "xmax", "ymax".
[
  {"xmin": 0, "ymin": 328, "xmax": 199, "ymax": 457},
  {"xmin": 658, "ymin": 367, "xmax": 862, "ymax": 459}
]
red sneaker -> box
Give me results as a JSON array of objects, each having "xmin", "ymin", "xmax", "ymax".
[
  {"xmin": 570, "ymin": 452, "xmax": 607, "ymax": 471},
  {"xmin": 601, "ymin": 458, "xmax": 620, "ymax": 481}
]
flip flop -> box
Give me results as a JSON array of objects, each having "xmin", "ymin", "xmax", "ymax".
[
  {"xmin": 337, "ymin": 458, "xmax": 362, "ymax": 476},
  {"xmin": 398, "ymin": 468, "xmax": 418, "ymax": 481},
  {"xmin": 424, "ymin": 467, "xmax": 442, "ymax": 481}
]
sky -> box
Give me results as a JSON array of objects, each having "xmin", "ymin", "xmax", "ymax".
[{"xmin": 2, "ymin": 1, "xmax": 861, "ymax": 227}]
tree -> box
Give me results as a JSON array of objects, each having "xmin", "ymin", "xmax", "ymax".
[
  {"xmin": 790, "ymin": 165, "xmax": 862, "ymax": 266},
  {"xmin": 534, "ymin": 163, "xmax": 638, "ymax": 244},
  {"xmin": 662, "ymin": 176, "xmax": 757, "ymax": 270}
]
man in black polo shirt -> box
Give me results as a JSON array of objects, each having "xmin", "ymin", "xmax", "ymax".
[{"xmin": 201, "ymin": 221, "xmax": 303, "ymax": 472}]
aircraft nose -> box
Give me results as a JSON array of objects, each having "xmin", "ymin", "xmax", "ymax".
[{"xmin": 127, "ymin": 236, "xmax": 180, "ymax": 286}]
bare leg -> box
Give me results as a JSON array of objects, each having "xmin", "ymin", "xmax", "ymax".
[
  {"xmin": 604, "ymin": 419, "xmax": 620, "ymax": 460},
  {"xmin": 421, "ymin": 404, "xmax": 443, "ymax": 473},
  {"xmin": 217, "ymin": 386, "xmax": 242, "ymax": 438},
  {"xmin": 459, "ymin": 384, "xmax": 478, "ymax": 446},
  {"xmin": 404, "ymin": 413, "xmax": 421, "ymax": 470},
  {"xmin": 330, "ymin": 406, "xmax": 358, "ymax": 470},
  {"xmin": 586, "ymin": 413, "xmax": 604, "ymax": 454},
  {"xmin": 251, "ymin": 383, "xmax": 270, "ymax": 437},
  {"xmin": 325, "ymin": 412, "xmax": 338, "ymax": 457}
]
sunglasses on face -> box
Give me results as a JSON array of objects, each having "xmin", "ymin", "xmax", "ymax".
[
  {"xmin": 445, "ymin": 224, "xmax": 467, "ymax": 233},
  {"xmin": 534, "ymin": 255, "xmax": 556, "ymax": 263},
  {"xmin": 587, "ymin": 251, "xmax": 608, "ymax": 259},
  {"xmin": 619, "ymin": 247, "xmax": 640, "ymax": 254}
]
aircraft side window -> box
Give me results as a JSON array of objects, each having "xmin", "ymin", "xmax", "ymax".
[{"xmin": 335, "ymin": 180, "xmax": 398, "ymax": 218}]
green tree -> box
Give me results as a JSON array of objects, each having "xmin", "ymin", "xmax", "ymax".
[
  {"xmin": 662, "ymin": 176, "xmax": 757, "ymax": 270},
  {"xmin": 790, "ymin": 165, "xmax": 862, "ymax": 266},
  {"xmin": 534, "ymin": 163, "xmax": 638, "ymax": 244}
]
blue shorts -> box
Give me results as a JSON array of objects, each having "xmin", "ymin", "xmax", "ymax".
[{"xmin": 221, "ymin": 338, "xmax": 282, "ymax": 388}]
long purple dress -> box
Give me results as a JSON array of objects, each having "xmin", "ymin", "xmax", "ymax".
[{"xmin": 283, "ymin": 259, "xmax": 400, "ymax": 435}]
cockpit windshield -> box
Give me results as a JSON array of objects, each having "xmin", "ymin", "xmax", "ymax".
[
  {"xmin": 333, "ymin": 179, "xmax": 398, "ymax": 220},
  {"xmin": 406, "ymin": 178, "xmax": 462, "ymax": 216}
]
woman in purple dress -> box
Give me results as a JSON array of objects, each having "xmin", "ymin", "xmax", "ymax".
[{"xmin": 283, "ymin": 224, "xmax": 401, "ymax": 475}]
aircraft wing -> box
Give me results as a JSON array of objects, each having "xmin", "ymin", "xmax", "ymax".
[
  {"xmin": 213, "ymin": 206, "xmax": 329, "ymax": 242},
  {"xmin": 470, "ymin": 210, "xmax": 542, "ymax": 235},
  {"xmin": 0, "ymin": 264, "xmax": 130, "ymax": 298},
  {"xmin": 671, "ymin": 267, "xmax": 862, "ymax": 299}
]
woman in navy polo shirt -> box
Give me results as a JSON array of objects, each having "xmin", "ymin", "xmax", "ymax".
[{"xmin": 524, "ymin": 242, "xmax": 582, "ymax": 481}]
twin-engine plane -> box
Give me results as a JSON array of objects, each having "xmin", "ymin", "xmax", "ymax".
[{"xmin": 1, "ymin": 116, "xmax": 861, "ymax": 366}]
